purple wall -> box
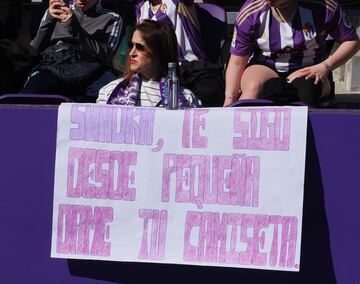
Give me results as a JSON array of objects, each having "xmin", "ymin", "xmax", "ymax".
[
  {"xmin": 309, "ymin": 109, "xmax": 360, "ymax": 284},
  {"xmin": 0, "ymin": 105, "xmax": 358, "ymax": 284}
]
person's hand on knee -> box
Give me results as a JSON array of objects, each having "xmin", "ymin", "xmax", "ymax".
[
  {"xmin": 286, "ymin": 68, "xmax": 308, "ymax": 84},
  {"xmin": 303, "ymin": 63, "xmax": 330, "ymax": 85},
  {"xmin": 287, "ymin": 63, "xmax": 330, "ymax": 85}
]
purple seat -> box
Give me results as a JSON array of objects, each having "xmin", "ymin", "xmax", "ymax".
[
  {"xmin": 0, "ymin": 94, "xmax": 74, "ymax": 105},
  {"xmin": 227, "ymin": 98, "xmax": 313, "ymax": 108},
  {"xmin": 227, "ymin": 98, "xmax": 275, "ymax": 107},
  {"xmin": 195, "ymin": 3, "xmax": 227, "ymax": 63}
]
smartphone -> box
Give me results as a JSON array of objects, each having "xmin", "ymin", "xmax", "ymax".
[{"xmin": 63, "ymin": 0, "xmax": 70, "ymax": 7}]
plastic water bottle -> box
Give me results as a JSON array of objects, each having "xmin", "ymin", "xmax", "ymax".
[{"xmin": 166, "ymin": 62, "xmax": 179, "ymax": 110}]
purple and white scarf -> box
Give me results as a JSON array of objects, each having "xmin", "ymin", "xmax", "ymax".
[{"xmin": 107, "ymin": 73, "xmax": 199, "ymax": 107}]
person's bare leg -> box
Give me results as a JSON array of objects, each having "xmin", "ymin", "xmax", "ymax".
[{"xmin": 240, "ymin": 64, "xmax": 279, "ymax": 99}]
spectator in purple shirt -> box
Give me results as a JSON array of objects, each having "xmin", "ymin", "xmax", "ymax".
[
  {"xmin": 135, "ymin": 0, "xmax": 225, "ymax": 107},
  {"xmin": 225, "ymin": 0, "xmax": 360, "ymax": 107},
  {"xmin": 135, "ymin": 0, "xmax": 207, "ymax": 62}
]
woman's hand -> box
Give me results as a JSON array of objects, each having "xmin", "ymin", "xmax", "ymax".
[
  {"xmin": 287, "ymin": 63, "xmax": 329, "ymax": 85},
  {"xmin": 287, "ymin": 62, "xmax": 332, "ymax": 97},
  {"xmin": 223, "ymin": 96, "xmax": 235, "ymax": 107}
]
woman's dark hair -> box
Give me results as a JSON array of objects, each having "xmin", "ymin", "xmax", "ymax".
[{"xmin": 125, "ymin": 19, "xmax": 179, "ymax": 81}]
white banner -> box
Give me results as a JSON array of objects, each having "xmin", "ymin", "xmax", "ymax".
[{"xmin": 51, "ymin": 104, "xmax": 308, "ymax": 272}]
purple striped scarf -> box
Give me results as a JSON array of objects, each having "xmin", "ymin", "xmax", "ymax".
[{"xmin": 107, "ymin": 73, "xmax": 196, "ymax": 107}]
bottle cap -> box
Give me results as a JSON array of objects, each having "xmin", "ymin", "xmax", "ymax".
[{"xmin": 168, "ymin": 62, "xmax": 177, "ymax": 69}]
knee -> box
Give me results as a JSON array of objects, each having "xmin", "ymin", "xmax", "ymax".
[{"xmin": 241, "ymin": 80, "xmax": 263, "ymax": 98}]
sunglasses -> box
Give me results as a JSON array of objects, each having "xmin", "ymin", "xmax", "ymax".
[{"xmin": 128, "ymin": 41, "xmax": 149, "ymax": 53}]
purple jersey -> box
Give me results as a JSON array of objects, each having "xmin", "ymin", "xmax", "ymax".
[
  {"xmin": 231, "ymin": 0, "xmax": 357, "ymax": 72},
  {"xmin": 135, "ymin": 0, "xmax": 207, "ymax": 62}
]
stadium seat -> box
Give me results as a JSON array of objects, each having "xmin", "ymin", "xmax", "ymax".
[
  {"xmin": 195, "ymin": 3, "xmax": 228, "ymax": 63},
  {"xmin": 227, "ymin": 98, "xmax": 276, "ymax": 107},
  {"xmin": 0, "ymin": 94, "xmax": 74, "ymax": 105},
  {"xmin": 228, "ymin": 98, "xmax": 310, "ymax": 107}
]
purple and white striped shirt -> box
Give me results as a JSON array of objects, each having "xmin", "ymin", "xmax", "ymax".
[
  {"xmin": 231, "ymin": 0, "xmax": 357, "ymax": 72},
  {"xmin": 135, "ymin": 0, "xmax": 207, "ymax": 62}
]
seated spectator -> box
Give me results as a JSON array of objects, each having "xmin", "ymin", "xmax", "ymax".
[
  {"xmin": 20, "ymin": 0, "xmax": 122, "ymax": 100},
  {"xmin": 225, "ymin": 0, "xmax": 360, "ymax": 107},
  {"xmin": 0, "ymin": 0, "xmax": 38, "ymax": 95},
  {"xmin": 135, "ymin": 0, "xmax": 206, "ymax": 62},
  {"xmin": 135, "ymin": 0, "xmax": 225, "ymax": 107},
  {"xmin": 97, "ymin": 19, "xmax": 199, "ymax": 107}
]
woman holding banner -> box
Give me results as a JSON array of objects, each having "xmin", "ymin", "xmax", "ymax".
[{"xmin": 224, "ymin": 0, "xmax": 360, "ymax": 107}]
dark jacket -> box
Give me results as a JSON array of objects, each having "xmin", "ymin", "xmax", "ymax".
[{"xmin": 31, "ymin": 0, "xmax": 122, "ymax": 67}]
